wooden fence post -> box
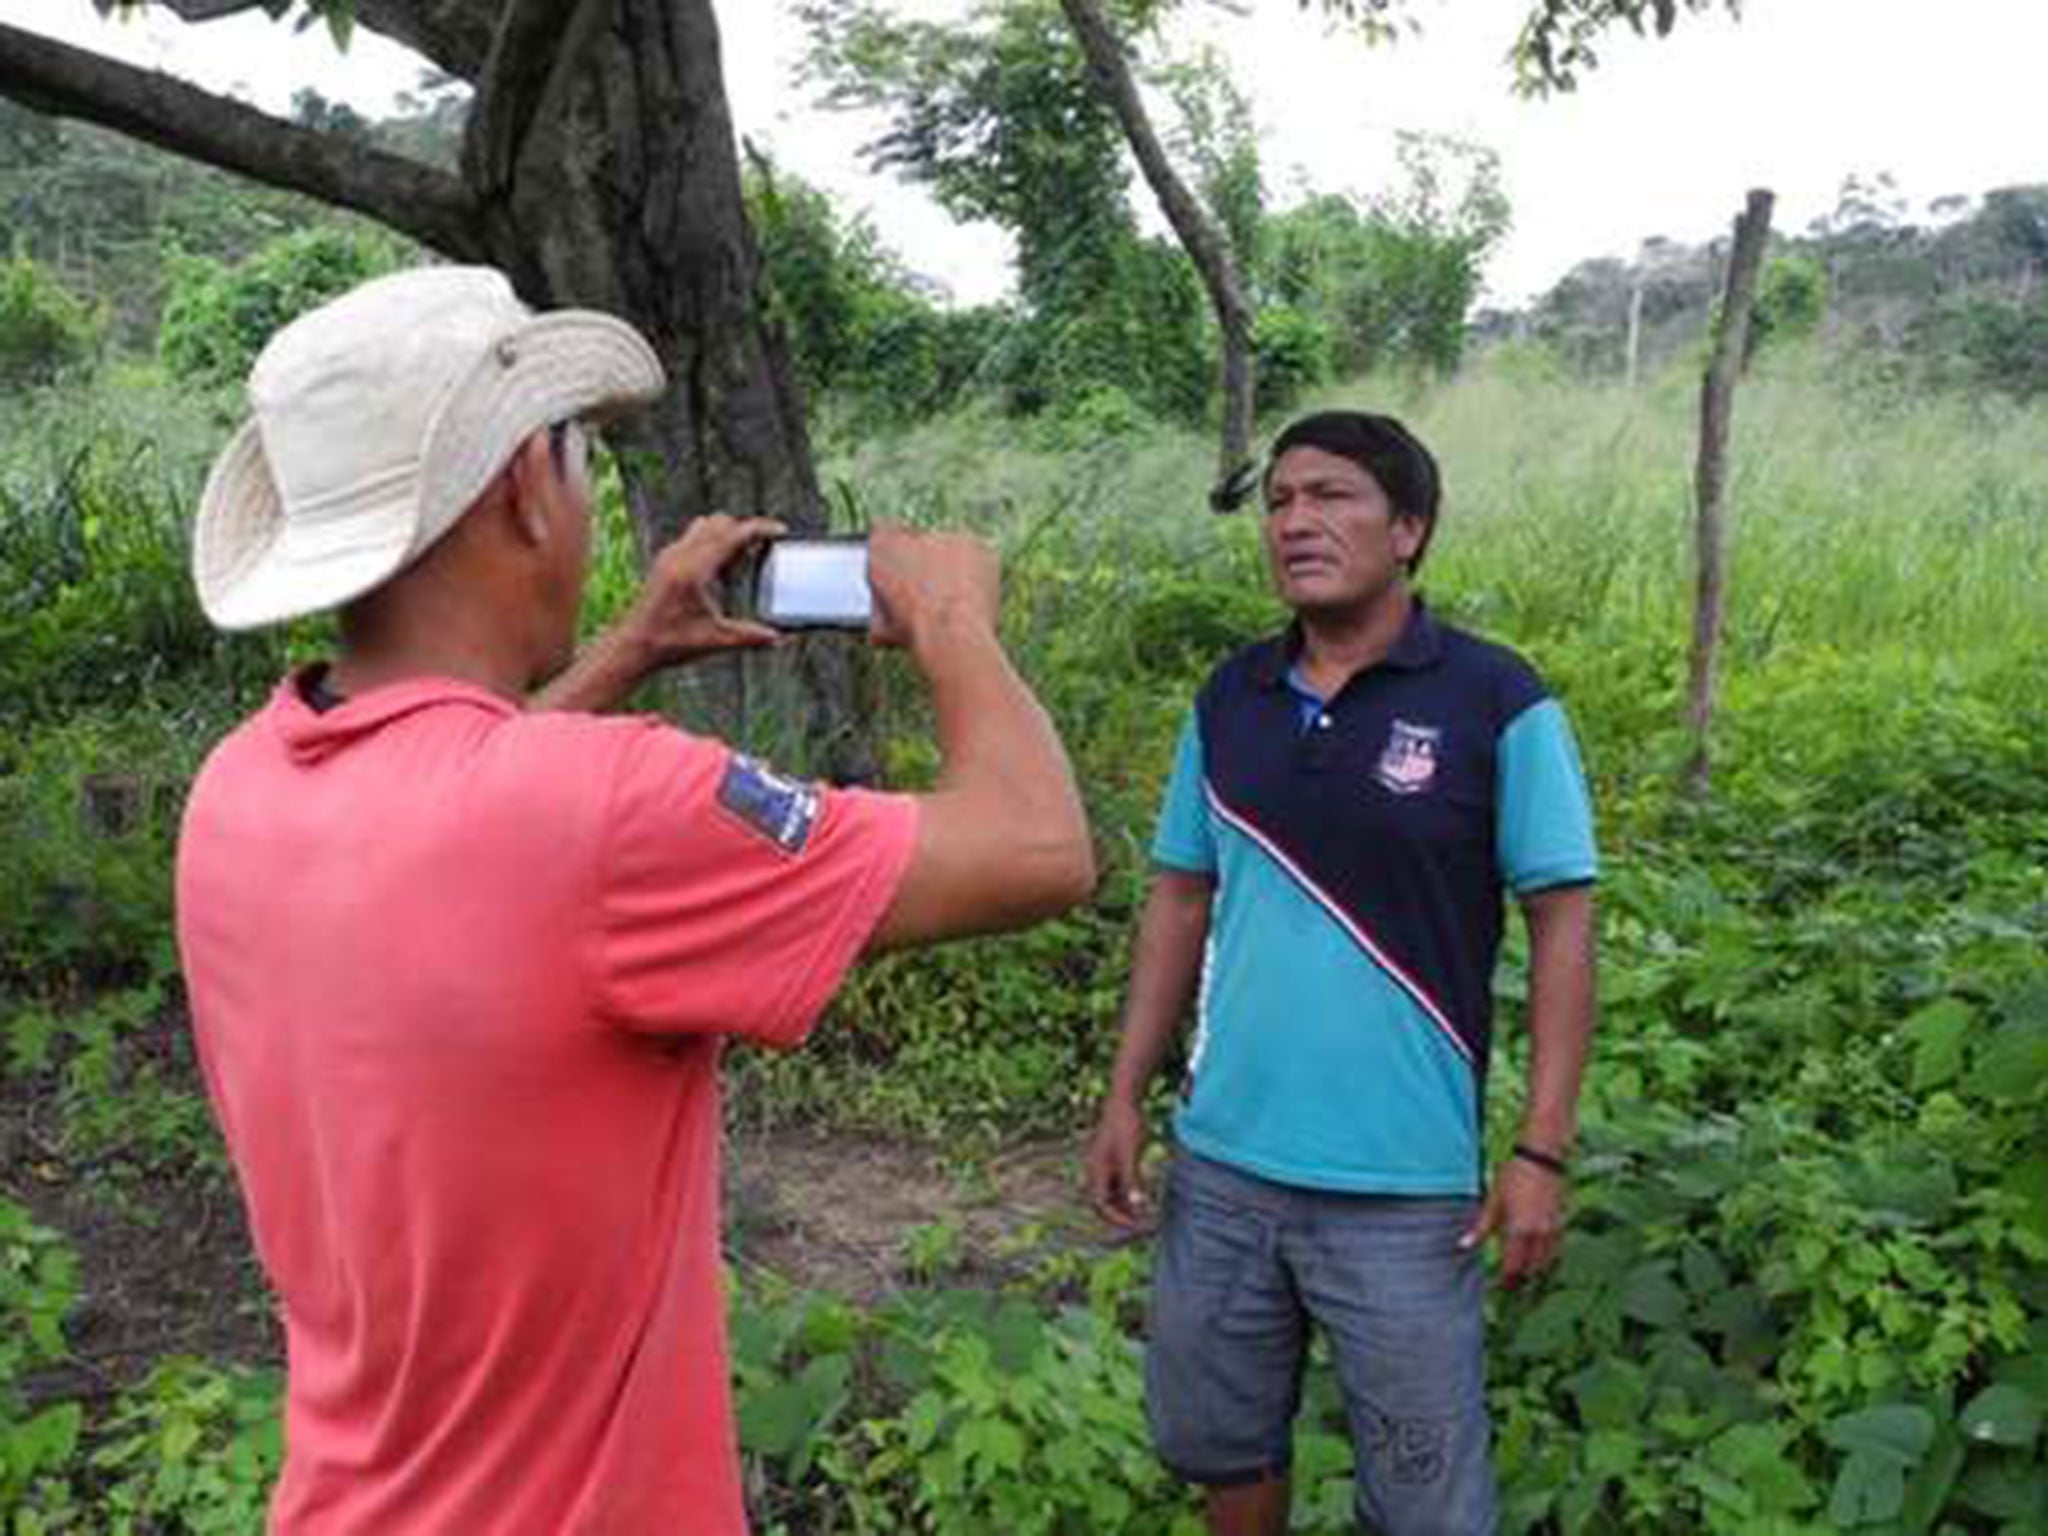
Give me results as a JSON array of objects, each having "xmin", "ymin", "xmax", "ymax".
[{"xmin": 1685, "ymin": 188, "xmax": 1774, "ymax": 795}]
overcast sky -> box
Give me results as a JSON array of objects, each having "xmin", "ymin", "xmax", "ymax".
[{"xmin": 4, "ymin": 0, "xmax": 2044, "ymax": 306}]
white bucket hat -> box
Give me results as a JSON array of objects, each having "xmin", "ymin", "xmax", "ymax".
[{"xmin": 193, "ymin": 265, "xmax": 665, "ymax": 630}]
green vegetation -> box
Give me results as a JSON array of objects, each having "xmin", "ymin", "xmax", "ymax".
[
  {"xmin": 0, "ymin": 257, "xmax": 102, "ymax": 391},
  {"xmin": 7, "ymin": 334, "xmax": 2043, "ymax": 1530},
  {"xmin": 158, "ymin": 227, "xmax": 410, "ymax": 393}
]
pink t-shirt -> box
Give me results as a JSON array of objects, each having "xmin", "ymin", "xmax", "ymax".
[{"xmin": 175, "ymin": 674, "xmax": 917, "ymax": 1534}]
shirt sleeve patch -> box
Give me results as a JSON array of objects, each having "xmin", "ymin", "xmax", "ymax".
[{"xmin": 717, "ymin": 754, "xmax": 822, "ymax": 854}]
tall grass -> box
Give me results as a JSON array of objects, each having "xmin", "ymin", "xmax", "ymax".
[
  {"xmin": 814, "ymin": 345, "xmax": 2048, "ymax": 818},
  {"xmin": 826, "ymin": 345, "xmax": 2048, "ymax": 664}
]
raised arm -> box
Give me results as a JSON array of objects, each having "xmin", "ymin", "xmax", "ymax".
[
  {"xmin": 864, "ymin": 525, "xmax": 1095, "ymax": 950},
  {"xmin": 529, "ymin": 513, "xmax": 783, "ymax": 714}
]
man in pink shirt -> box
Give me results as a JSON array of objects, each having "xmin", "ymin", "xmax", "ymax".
[{"xmin": 175, "ymin": 267, "xmax": 1094, "ymax": 1534}]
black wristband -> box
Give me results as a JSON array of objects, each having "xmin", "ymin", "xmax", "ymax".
[{"xmin": 1512, "ymin": 1143, "xmax": 1570, "ymax": 1177}]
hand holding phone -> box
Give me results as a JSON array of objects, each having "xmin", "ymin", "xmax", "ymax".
[
  {"xmin": 866, "ymin": 524, "xmax": 1000, "ymax": 651},
  {"xmin": 628, "ymin": 513, "xmax": 786, "ymax": 664},
  {"xmin": 756, "ymin": 537, "xmax": 872, "ymax": 631}
]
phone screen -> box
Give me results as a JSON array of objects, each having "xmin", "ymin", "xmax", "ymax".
[{"xmin": 759, "ymin": 540, "xmax": 871, "ymax": 629}]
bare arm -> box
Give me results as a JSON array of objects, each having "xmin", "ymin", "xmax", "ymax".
[
  {"xmin": 1463, "ymin": 881, "xmax": 1597, "ymax": 1285},
  {"xmin": 1086, "ymin": 868, "xmax": 1214, "ymax": 1227},
  {"xmin": 1517, "ymin": 882, "xmax": 1597, "ymax": 1158},
  {"xmin": 530, "ymin": 514, "xmax": 783, "ymax": 714},
  {"xmin": 866, "ymin": 527, "xmax": 1094, "ymax": 951}
]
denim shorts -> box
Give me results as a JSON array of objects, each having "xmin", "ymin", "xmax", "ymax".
[{"xmin": 1144, "ymin": 1151, "xmax": 1496, "ymax": 1536}]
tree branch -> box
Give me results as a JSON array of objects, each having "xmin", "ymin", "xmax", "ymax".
[
  {"xmin": 0, "ymin": 21, "xmax": 486, "ymax": 259},
  {"xmin": 1058, "ymin": 0, "xmax": 1256, "ymax": 481}
]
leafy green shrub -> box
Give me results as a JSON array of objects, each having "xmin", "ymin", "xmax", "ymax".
[
  {"xmin": 1252, "ymin": 303, "xmax": 1332, "ymax": 412},
  {"xmin": 158, "ymin": 227, "xmax": 407, "ymax": 392},
  {"xmin": 1958, "ymin": 296, "xmax": 2048, "ymax": 400},
  {"xmin": 89, "ymin": 1360, "xmax": 282, "ymax": 1536},
  {"xmin": 0, "ymin": 1201, "xmax": 83, "ymax": 1517},
  {"xmin": 841, "ymin": 1308, "xmax": 1192, "ymax": 1534},
  {"xmin": 0, "ymin": 255, "xmax": 102, "ymax": 389},
  {"xmin": 0, "ymin": 710, "xmax": 209, "ymax": 988},
  {"xmin": 0, "ymin": 442, "xmax": 293, "ymax": 730},
  {"xmin": 1125, "ymin": 576, "xmax": 1280, "ymax": 679},
  {"xmin": 733, "ymin": 1276, "xmax": 1200, "ymax": 1536},
  {"xmin": 748, "ymin": 160, "xmax": 1008, "ymax": 431},
  {"xmin": 1747, "ymin": 254, "xmax": 1830, "ymax": 361}
]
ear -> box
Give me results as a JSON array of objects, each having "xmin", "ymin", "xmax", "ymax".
[
  {"xmin": 502, "ymin": 432, "xmax": 556, "ymax": 550},
  {"xmin": 1391, "ymin": 510, "xmax": 1426, "ymax": 566}
]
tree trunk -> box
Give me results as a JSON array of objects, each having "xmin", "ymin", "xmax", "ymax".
[
  {"xmin": 1624, "ymin": 274, "xmax": 1644, "ymax": 391},
  {"xmin": 482, "ymin": 0, "xmax": 868, "ymax": 774},
  {"xmin": 1684, "ymin": 188, "xmax": 1774, "ymax": 796},
  {"xmin": 1055, "ymin": 0, "xmax": 1256, "ymax": 491}
]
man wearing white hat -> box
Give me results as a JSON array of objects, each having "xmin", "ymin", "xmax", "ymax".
[{"xmin": 175, "ymin": 266, "xmax": 1094, "ymax": 1534}]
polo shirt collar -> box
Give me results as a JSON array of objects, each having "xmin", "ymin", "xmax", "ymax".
[
  {"xmin": 1250, "ymin": 597, "xmax": 1444, "ymax": 690},
  {"xmin": 270, "ymin": 667, "xmax": 515, "ymax": 766}
]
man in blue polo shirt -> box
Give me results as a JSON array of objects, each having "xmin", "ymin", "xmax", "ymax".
[{"xmin": 1086, "ymin": 410, "xmax": 1597, "ymax": 1536}]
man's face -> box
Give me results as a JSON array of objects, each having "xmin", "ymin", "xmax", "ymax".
[{"xmin": 1262, "ymin": 445, "xmax": 1424, "ymax": 617}]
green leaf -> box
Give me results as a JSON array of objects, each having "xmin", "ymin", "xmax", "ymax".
[
  {"xmin": 1698, "ymin": 1285, "xmax": 1780, "ymax": 1369},
  {"xmin": 1967, "ymin": 1017, "xmax": 2048, "ymax": 1104},
  {"xmin": 1897, "ymin": 1424, "xmax": 1965, "ymax": 1535},
  {"xmin": 987, "ymin": 1297, "xmax": 1046, "ymax": 1375},
  {"xmin": 1823, "ymin": 1404, "xmax": 1936, "ymax": 1467},
  {"xmin": 1558, "ymin": 1231, "xmax": 1637, "ymax": 1287},
  {"xmin": 1706, "ymin": 1423, "xmax": 1817, "ymax": 1515},
  {"xmin": 1960, "ymin": 1384, "xmax": 2044, "ymax": 1449},
  {"xmin": 162, "ymin": 1417, "xmax": 202, "ymax": 1461},
  {"xmin": 1619, "ymin": 1261, "xmax": 1688, "ymax": 1328},
  {"xmin": 2001, "ymin": 1155, "xmax": 2048, "ymax": 1243},
  {"xmin": 1993, "ymin": 1321, "xmax": 2048, "ymax": 1401},
  {"xmin": 1956, "ymin": 1458, "xmax": 2048, "ymax": 1521},
  {"xmin": 1569, "ymin": 1357, "xmax": 1649, "ymax": 1431},
  {"xmin": 1509, "ymin": 1288, "xmax": 1585, "ymax": 1358},
  {"xmin": 798, "ymin": 1297, "xmax": 860, "ymax": 1356},
  {"xmin": 1851, "ymin": 1154, "xmax": 1959, "ymax": 1228},
  {"xmin": 1830, "ymin": 1448, "xmax": 1906, "ymax": 1526},
  {"xmin": 1905, "ymin": 998, "xmax": 1972, "ymax": 1090},
  {"xmin": 1583, "ymin": 1428, "xmax": 1640, "ymax": 1480},
  {"xmin": 878, "ymin": 1333, "xmax": 934, "ymax": 1395},
  {"xmin": 737, "ymin": 1382, "xmax": 814, "ymax": 1460},
  {"xmin": 1680, "ymin": 1242, "xmax": 1730, "ymax": 1297},
  {"xmin": 735, "ymin": 1353, "xmax": 850, "ymax": 1465}
]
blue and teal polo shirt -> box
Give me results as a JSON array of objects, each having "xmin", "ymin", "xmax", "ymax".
[{"xmin": 1153, "ymin": 601, "xmax": 1598, "ymax": 1197}]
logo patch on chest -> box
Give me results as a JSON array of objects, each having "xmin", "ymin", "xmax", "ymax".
[{"xmin": 1373, "ymin": 719, "xmax": 1442, "ymax": 796}]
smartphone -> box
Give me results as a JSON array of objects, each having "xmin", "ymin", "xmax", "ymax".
[{"xmin": 756, "ymin": 537, "xmax": 871, "ymax": 630}]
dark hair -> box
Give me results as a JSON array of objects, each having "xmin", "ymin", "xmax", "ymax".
[
  {"xmin": 547, "ymin": 419, "xmax": 574, "ymax": 476},
  {"xmin": 1263, "ymin": 410, "xmax": 1442, "ymax": 572}
]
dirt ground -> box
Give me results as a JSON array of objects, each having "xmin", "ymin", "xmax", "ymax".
[
  {"xmin": 5, "ymin": 1055, "xmax": 1106, "ymax": 1407},
  {"xmin": 726, "ymin": 1128, "xmax": 1101, "ymax": 1299}
]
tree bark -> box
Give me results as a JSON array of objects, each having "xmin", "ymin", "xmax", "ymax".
[
  {"xmin": 1056, "ymin": 0, "xmax": 1256, "ymax": 490},
  {"xmin": 548, "ymin": 0, "xmax": 865, "ymax": 774},
  {"xmin": 1684, "ymin": 187, "xmax": 1773, "ymax": 796},
  {"xmin": 1624, "ymin": 274, "xmax": 1643, "ymax": 390}
]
